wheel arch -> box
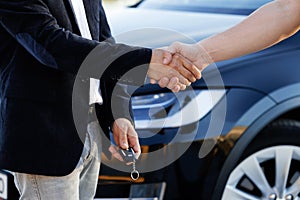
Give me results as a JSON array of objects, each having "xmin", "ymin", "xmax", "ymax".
[{"xmin": 212, "ymin": 96, "xmax": 300, "ymax": 200}]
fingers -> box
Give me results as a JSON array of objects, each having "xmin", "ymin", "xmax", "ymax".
[
  {"xmin": 170, "ymin": 85, "xmax": 179, "ymax": 93},
  {"xmin": 157, "ymin": 77, "xmax": 187, "ymax": 92},
  {"xmin": 169, "ymin": 54, "xmax": 201, "ymax": 82},
  {"xmin": 149, "ymin": 49, "xmax": 194, "ymax": 90},
  {"xmin": 169, "ymin": 54, "xmax": 196, "ymax": 83},
  {"xmin": 111, "ymin": 118, "xmax": 141, "ymax": 160},
  {"xmin": 163, "ymin": 49, "xmax": 201, "ymax": 82},
  {"xmin": 166, "ymin": 77, "xmax": 178, "ymax": 90},
  {"xmin": 150, "ymin": 79, "xmax": 157, "ymax": 84},
  {"xmin": 113, "ymin": 121, "xmax": 129, "ymax": 150},
  {"xmin": 178, "ymin": 83, "xmax": 187, "ymax": 91},
  {"xmin": 149, "ymin": 43, "xmax": 208, "ymax": 92},
  {"xmin": 176, "ymin": 53, "xmax": 202, "ymax": 79},
  {"xmin": 169, "ymin": 68, "xmax": 191, "ymax": 86},
  {"xmin": 127, "ymin": 133, "xmax": 141, "ymax": 159},
  {"xmin": 123, "ymin": 121, "xmax": 141, "ymax": 159},
  {"xmin": 167, "ymin": 77, "xmax": 184, "ymax": 92},
  {"xmin": 109, "ymin": 145, "xmax": 124, "ymax": 162},
  {"xmin": 158, "ymin": 77, "xmax": 170, "ymax": 88}
]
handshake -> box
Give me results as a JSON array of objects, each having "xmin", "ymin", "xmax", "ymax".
[
  {"xmin": 110, "ymin": 42, "xmax": 215, "ymax": 161},
  {"xmin": 147, "ymin": 42, "xmax": 213, "ymax": 92}
]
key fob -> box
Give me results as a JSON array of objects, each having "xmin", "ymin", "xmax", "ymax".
[{"xmin": 118, "ymin": 147, "xmax": 136, "ymax": 163}]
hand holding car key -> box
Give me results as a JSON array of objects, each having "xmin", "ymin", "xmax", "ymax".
[{"xmin": 118, "ymin": 147, "xmax": 139, "ymax": 180}]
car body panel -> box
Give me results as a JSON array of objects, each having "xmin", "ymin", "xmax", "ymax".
[
  {"xmin": 107, "ymin": 8, "xmax": 300, "ymax": 94},
  {"xmin": 138, "ymin": 0, "xmax": 273, "ymax": 15},
  {"xmin": 134, "ymin": 88, "xmax": 269, "ymax": 145},
  {"xmin": 107, "ymin": 6, "xmax": 300, "ymax": 143},
  {"xmin": 106, "ymin": 8, "xmax": 245, "ymax": 45}
]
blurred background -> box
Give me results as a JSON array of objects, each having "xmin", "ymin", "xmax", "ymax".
[{"xmin": 103, "ymin": 0, "xmax": 140, "ymax": 10}]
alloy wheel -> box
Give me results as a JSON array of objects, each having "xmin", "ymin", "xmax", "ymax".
[{"xmin": 222, "ymin": 145, "xmax": 300, "ymax": 200}]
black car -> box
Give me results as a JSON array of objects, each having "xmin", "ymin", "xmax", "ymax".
[
  {"xmin": 96, "ymin": 0, "xmax": 300, "ymax": 200},
  {"xmin": 1, "ymin": 0, "xmax": 300, "ymax": 199}
]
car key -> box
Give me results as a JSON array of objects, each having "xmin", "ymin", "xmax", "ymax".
[
  {"xmin": 118, "ymin": 147, "xmax": 136, "ymax": 163},
  {"xmin": 118, "ymin": 147, "xmax": 139, "ymax": 180}
]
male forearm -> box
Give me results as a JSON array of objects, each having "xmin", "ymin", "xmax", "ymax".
[{"xmin": 199, "ymin": 0, "xmax": 300, "ymax": 63}]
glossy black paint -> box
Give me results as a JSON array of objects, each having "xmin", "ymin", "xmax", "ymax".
[
  {"xmin": 3, "ymin": 0, "xmax": 300, "ymax": 199},
  {"xmin": 99, "ymin": 0, "xmax": 300, "ymax": 199}
]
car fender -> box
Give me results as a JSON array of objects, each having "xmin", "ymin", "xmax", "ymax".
[{"xmin": 212, "ymin": 89, "xmax": 300, "ymax": 199}]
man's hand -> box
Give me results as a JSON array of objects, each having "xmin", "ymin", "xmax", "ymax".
[
  {"xmin": 147, "ymin": 49, "xmax": 202, "ymax": 92},
  {"xmin": 166, "ymin": 42, "xmax": 213, "ymax": 71},
  {"xmin": 109, "ymin": 118, "xmax": 141, "ymax": 162}
]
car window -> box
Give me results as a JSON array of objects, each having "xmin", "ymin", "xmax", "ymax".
[{"xmin": 139, "ymin": 0, "xmax": 274, "ymax": 15}]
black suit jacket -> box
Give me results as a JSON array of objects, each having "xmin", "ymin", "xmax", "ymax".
[{"xmin": 0, "ymin": 0, "xmax": 152, "ymax": 176}]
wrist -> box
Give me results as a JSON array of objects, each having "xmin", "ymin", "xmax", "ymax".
[{"xmin": 195, "ymin": 42, "xmax": 214, "ymax": 70}]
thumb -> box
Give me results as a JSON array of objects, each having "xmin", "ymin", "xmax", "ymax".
[
  {"xmin": 162, "ymin": 50, "xmax": 173, "ymax": 65},
  {"xmin": 167, "ymin": 42, "xmax": 182, "ymax": 54}
]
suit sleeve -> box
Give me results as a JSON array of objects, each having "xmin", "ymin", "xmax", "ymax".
[{"xmin": 0, "ymin": 0, "xmax": 152, "ymax": 85}]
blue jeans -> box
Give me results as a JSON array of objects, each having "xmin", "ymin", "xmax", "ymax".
[{"xmin": 12, "ymin": 121, "xmax": 102, "ymax": 200}]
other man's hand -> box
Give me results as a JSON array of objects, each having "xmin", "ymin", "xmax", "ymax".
[
  {"xmin": 147, "ymin": 49, "xmax": 201, "ymax": 92},
  {"xmin": 166, "ymin": 42, "xmax": 213, "ymax": 71}
]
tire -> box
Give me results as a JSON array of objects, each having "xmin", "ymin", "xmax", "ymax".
[{"xmin": 221, "ymin": 119, "xmax": 300, "ymax": 200}]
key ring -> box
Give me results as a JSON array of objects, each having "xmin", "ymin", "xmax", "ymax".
[
  {"xmin": 130, "ymin": 159, "xmax": 139, "ymax": 181},
  {"xmin": 118, "ymin": 147, "xmax": 140, "ymax": 180},
  {"xmin": 130, "ymin": 169, "xmax": 139, "ymax": 181}
]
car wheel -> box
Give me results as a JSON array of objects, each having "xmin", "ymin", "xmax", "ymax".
[{"xmin": 221, "ymin": 119, "xmax": 300, "ymax": 200}]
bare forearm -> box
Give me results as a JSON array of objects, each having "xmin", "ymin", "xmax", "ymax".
[{"xmin": 199, "ymin": 0, "xmax": 300, "ymax": 63}]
